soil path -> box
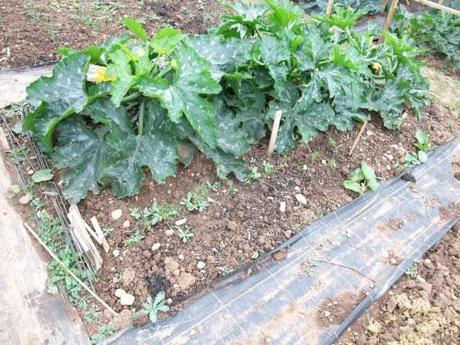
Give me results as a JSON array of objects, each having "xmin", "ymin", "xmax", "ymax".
[{"xmin": 0, "ymin": 150, "xmax": 89, "ymax": 344}]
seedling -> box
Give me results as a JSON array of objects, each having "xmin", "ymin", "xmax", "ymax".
[
  {"xmin": 31, "ymin": 197, "xmax": 47, "ymax": 209},
  {"xmin": 302, "ymin": 260, "xmax": 318, "ymax": 277},
  {"xmin": 142, "ymin": 291, "xmax": 170, "ymax": 323},
  {"xmin": 328, "ymin": 159, "xmax": 337, "ymax": 169},
  {"xmin": 405, "ymin": 130, "xmax": 432, "ymax": 167},
  {"xmin": 405, "ymin": 261, "xmax": 419, "ymax": 279},
  {"xmin": 311, "ymin": 150, "xmax": 320, "ymax": 161},
  {"xmin": 176, "ymin": 226, "xmax": 194, "ymax": 243},
  {"xmin": 263, "ymin": 161, "xmax": 275, "ymax": 174},
  {"xmin": 343, "ymin": 161, "xmax": 379, "ymax": 195},
  {"xmin": 90, "ymin": 323, "xmax": 116, "ymax": 345},
  {"xmin": 83, "ymin": 304, "xmax": 100, "ymax": 324},
  {"xmin": 32, "ymin": 169, "xmax": 53, "ymax": 183},
  {"xmin": 328, "ymin": 138, "xmax": 339, "ymax": 154},
  {"xmin": 245, "ymin": 166, "xmax": 262, "ymax": 182},
  {"xmin": 206, "ymin": 181, "xmax": 220, "ymax": 192},
  {"xmin": 126, "ymin": 230, "xmax": 144, "ymax": 245},
  {"xmin": 9, "ymin": 146, "xmax": 28, "ymax": 165},
  {"xmin": 130, "ymin": 201, "xmax": 178, "ymax": 229},
  {"xmin": 251, "ymin": 251, "xmax": 259, "ymax": 259},
  {"xmin": 182, "ymin": 191, "xmax": 208, "ymax": 212}
]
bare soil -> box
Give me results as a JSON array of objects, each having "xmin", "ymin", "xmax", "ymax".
[
  {"xmin": 339, "ymin": 222, "xmax": 460, "ymax": 345},
  {"xmin": 0, "ymin": 0, "xmax": 224, "ymax": 69}
]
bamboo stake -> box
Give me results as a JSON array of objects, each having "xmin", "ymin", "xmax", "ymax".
[
  {"xmin": 349, "ymin": 122, "xmax": 368, "ymax": 156},
  {"xmin": 268, "ymin": 110, "xmax": 283, "ymax": 156},
  {"xmin": 24, "ymin": 222, "xmax": 118, "ymax": 316},
  {"xmin": 326, "ymin": 0, "xmax": 334, "ymax": 15},
  {"xmin": 413, "ymin": 0, "xmax": 460, "ymax": 16},
  {"xmin": 380, "ymin": 0, "xmax": 400, "ymax": 43}
]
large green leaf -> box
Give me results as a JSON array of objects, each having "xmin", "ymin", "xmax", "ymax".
[
  {"xmin": 187, "ymin": 35, "xmax": 251, "ymax": 72},
  {"xmin": 53, "ymin": 118, "xmax": 114, "ymax": 204},
  {"xmin": 139, "ymin": 44, "xmax": 222, "ymax": 148},
  {"xmin": 26, "ymin": 53, "xmax": 89, "ymax": 110},
  {"xmin": 99, "ymin": 101, "xmax": 179, "ymax": 198},
  {"xmin": 151, "ymin": 27, "xmax": 185, "ymax": 55},
  {"xmin": 106, "ymin": 50, "xmax": 136, "ymax": 106}
]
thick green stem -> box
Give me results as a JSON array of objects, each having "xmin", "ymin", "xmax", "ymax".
[
  {"xmin": 157, "ymin": 65, "xmax": 173, "ymax": 79},
  {"xmin": 122, "ymin": 92, "xmax": 141, "ymax": 103},
  {"xmin": 137, "ymin": 100, "xmax": 146, "ymax": 136}
]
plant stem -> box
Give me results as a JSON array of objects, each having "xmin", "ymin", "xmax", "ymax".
[
  {"xmin": 122, "ymin": 92, "xmax": 141, "ymax": 103},
  {"xmin": 137, "ymin": 99, "xmax": 146, "ymax": 136},
  {"xmin": 157, "ymin": 65, "xmax": 173, "ymax": 79}
]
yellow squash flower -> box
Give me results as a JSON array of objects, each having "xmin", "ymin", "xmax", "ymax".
[{"xmin": 87, "ymin": 64, "xmax": 116, "ymax": 83}]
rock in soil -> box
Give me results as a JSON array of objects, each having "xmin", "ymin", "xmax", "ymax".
[
  {"xmin": 177, "ymin": 272, "xmax": 196, "ymax": 291},
  {"xmin": 295, "ymin": 194, "xmax": 307, "ymax": 205},
  {"xmin": 111, "ymin": 209, "xmax": 123, "ymax": 220},
  {"xmin": 151, "ymin": 243, "xmax": 161, "ymax": 251},
  {"xmin": 19, "ymin": 193, "xmax": 32, "ymax": 205},
  {"xmin": 196, "ymin": 261, "xmax": 206, "ymax": 270},
  {"xmin": 279, "ymin": 201, "xmax": 287, "ymax": 213},
  {"xmin": 122, "ymin": 267, "xmax": 136, "ymax": 286},
  {"xmin": 115, "ymin": 289, "xmax": 135, "ymax": 306}
]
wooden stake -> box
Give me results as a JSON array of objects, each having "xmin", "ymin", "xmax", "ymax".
[
  {"xmin": 413, "ymin": 0, "xmax": 460, "ymax": 16},
  {"xmin": 349, "ymin": 122, "xmax": 368, "ymax": 156},
  {"xmin": 24, "ymin": 222, "xmax": 118, "ymax": 316},
  {"xmin": 90, "ymin": 216, "xmax": 110, "ymax": 253},
  {"xmin": 268, "ymin": 110, "xmax": 283, "ymax": 156},
  {"xmin": 326, "ymin": 0, "xmax": 334, "ymax": 15},
  {"xmin": 379, "ymin": 0, "xmax": 400, "ymax": 43}
]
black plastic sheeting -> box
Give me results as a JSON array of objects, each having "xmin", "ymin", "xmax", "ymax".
[{"xmin": 108, "ymin": 139, "xmax": 460, "ymax": 345}]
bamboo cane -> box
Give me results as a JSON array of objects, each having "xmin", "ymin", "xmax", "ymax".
[
  {"xmin": 268, "ymin": 110, "xmax": 283, "ymax": 156},
  {"xmin": 414, "ymin": 0, "xmax": 460, "ymax": 16},
  {"xmin": 24, "ymin": 222, "xmax": 118, "ymax": 316},
  {"xmin": 380, "ymin": 0, "xmax": 400, "ymax": 43},
  {"xmin": 326, "ymin": 0, "xmax": 334, "ymax": 15}
]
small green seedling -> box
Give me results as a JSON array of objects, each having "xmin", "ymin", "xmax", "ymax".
[
  {"xmin": 245, "ymin": 166, "xmax": 262, "ymax": 182},
  {"xmin": 251, "ymin": 251, "xmax": 259, "ymax": 259},
  {"xmin": 263, "ymin": 161, "xmax": 275, "ymax": 174},
  {"xmin": 130, "ymin": 201, "xmax": 178, "ymax": 229},
  {"xmin": 328, "ymin": 138, "xmax": 339, "ymax": 154},
  {"xmin": 143, "ymin": 291, "xmax": 170, "ymax": 323},
  {"xmin": 176, "ymin": 226, "xmax": 194, "ymax": 243},
  {"xmin": 206, "ymin": 181, "xmax": 220, "ymax": 192},
  {"xmin": 9, "ymin": 146, "xmax": 28, "ymax": 165},
  {"xmin": 90, "ymin": 323, "xmax": 116, "ymax": 345},
  {"xmin": 126, "ymin": 230, "xmax": 144, "ymax": 245},
  {"xmin": 343, "ymin": 161, "xmax": 379, "ymax": 195},
  {"xmin": 32, "ymin": 169, "xmax": 53, "ymax": 183},
  {"xmin": 311, "ymin": 150, "xmax": 320, "ymax": 161},
  {"xmin": 414, "ymin": 130, "xmax": 432, "ymax": 152},
  {"xmin": 182, "ymin": 191, "xmax": 208, "ymax": 212},
  {"xmin": 405, "ymin": 130, "xmax": 432, "ymax": 167}
]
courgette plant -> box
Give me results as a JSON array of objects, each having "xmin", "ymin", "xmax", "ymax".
[{"xmin": 22, "ymin": 1, "xmax": 429, "ymax": 204}]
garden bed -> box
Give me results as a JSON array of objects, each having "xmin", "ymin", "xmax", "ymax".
[
  {"xmin": 1, "ymin": 1, "xmax": 460, "ymax": 343},
  {"xmin": 2, "ymin": 84, "xmax": 459, "ymax": 338}
]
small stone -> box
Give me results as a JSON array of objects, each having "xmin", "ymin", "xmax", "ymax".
[
  {"xmin": 165, "ymin": 229, "xmax": 175, "ymax": 236},
  {"xmin": 227, "ymin": 221, "xmax": 238, "ymax": 231},
  {"xmin": 27, "ymin": 169, "xmax": 34, "ymax": 175},
  {"xmin": 151, "ymin": 243, "xmax": 161, "ymax": 251},
  {"xmin": 323, "ymin": 310, "xmax": 330, "ymax": 317},
  {"xmin": 299, "ymin": 208, "xmax": 315, "ymax": 223},
  {"xmin": 120, "ymin": 292, "xmax": 135, "ymax": 306},
  {"xmin": 284, "ymin": 230, "xmax": 292, "ymax": 239},
  {"xmin": 122, "ymin": 267, "xmax": 136, "ymax": 286},
  {"xmin": 164, "ymin": 257, "xmax": 180, "ymax": 276},
  {"xmin": 111, "ymin": 209, "xmax": 123, "ymax": 220},
  {"xmin": 178, "ymin": 254, "xmax": 184, "ymax": 261},
  {"xmin": 115, "ymin": 288, "xmax": 125, "ymax": 298},
  {"xmin": 122, "ymin": 220, "xmax": 130, "ymax": 228},
  {"xmin": 112, "ymin": 309, "xmax": 133, "ymax": 329},
  {"xmin": 177, "ymin": 272, "xmax": 196, "ymax": 290},
  {"xmin": 279, "ymin": 201, "xmax": 286, "ymax": 213},
  {"xmin": 175, "ymin": 218, "xmax": 187, "ymax": 226},
  {"xmin": 113, "ymin": 249, "xmax": 120, "ymax": 258},
  {"xmin": 143, "ymin": 250, "xmax": 152, "ymax": 258},
  {"xmin": 295, "ymin": 194, "xmax": 307, "ymax": 205},
  {"xmin": 387, "ymin": 296, "xmax": 397, "ymax": 313},
  {"xmin": 389, "ymin": 258, "xmax": 398, "ymax": 265},
  {"xmin": 197, "ymin": 261, "xmax": 206, "ymax": 270},
  {"xmin": 19, "ymin": 193, "xmax": 33, "ymax": 205}
]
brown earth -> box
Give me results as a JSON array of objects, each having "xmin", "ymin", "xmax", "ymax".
[
  {"xmin": 2, "ymin": 95, "xmax": 459, "ymax": 338},
  {"xmin": 0, "ymin": 0, "xmax": 225, "ymax": 69},
  {"xmin": 339, "ymin": 222, "xmax": 460, "ymax": 345}
]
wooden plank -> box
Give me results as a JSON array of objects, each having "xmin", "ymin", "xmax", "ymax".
[{"xmin": 267, "ymin": 110, "xmax": 283, "ymax": 157}]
